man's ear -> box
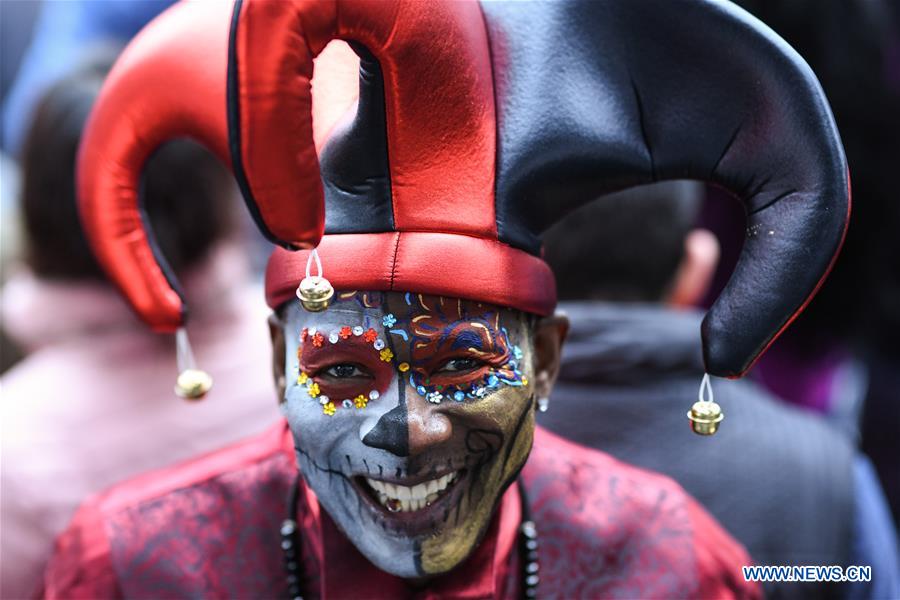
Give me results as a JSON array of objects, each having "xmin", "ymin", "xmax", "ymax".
[
  {"xmin": 268, "ymin": 314, "xmax": 287, "ymax": 404},
  {"xmin": 666, "ymin": 228, "xmax": 720, "ymax": 308},
  {"xmin": 531, "ymin": 313, "xmax": 570, "ymax": 401}
]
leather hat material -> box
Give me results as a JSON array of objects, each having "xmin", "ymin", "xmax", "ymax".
[{"xmin": 77, "ymin": 0, "xmax": 849, "ymax": 378}]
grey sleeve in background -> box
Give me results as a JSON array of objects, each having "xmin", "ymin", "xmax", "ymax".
[{"xmin": 847, "ymin": 455, "xmax": 900, "ymax": 600}]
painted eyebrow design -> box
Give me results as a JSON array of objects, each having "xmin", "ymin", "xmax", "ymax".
[{"xmin": 335, "ymin": 290, "xmax": 385, "ymax": 309}]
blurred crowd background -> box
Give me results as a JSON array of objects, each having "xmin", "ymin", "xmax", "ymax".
[{"xmin": 1, "ymin": 1, "xmax": 898, "ymax": 598}]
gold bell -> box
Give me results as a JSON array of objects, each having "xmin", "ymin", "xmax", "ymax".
[
  {"xmin": 297, "ymin": 248, "xmax": 333, "ymax": 312},
  {"xmin": 688, "ymin": 373, "xmax": 722, "ymax": 435},
  {"xmin": 297, "ymin": 275, "xmax": 334, "ymax": 312},
  {"xmin": 687, "ymin": 400, "xmax": 724, "ymax": 435},
  {"xmin": 174, "ymin": 327, "xmax": 212, "ymax": 400},
  {"xmin": 175, "ymin": 368, "xmax": 213, "ymax": 400}
]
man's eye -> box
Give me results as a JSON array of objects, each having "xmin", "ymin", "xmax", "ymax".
[
  {"xmin": 437, "ymin": 357, "xmax": 483, "ymax": 373},
  {"xmin": 324, "ymin": 364, "xmax": 369, "ymax": 379}
]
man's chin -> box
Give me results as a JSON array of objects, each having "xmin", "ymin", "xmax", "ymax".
[
  {"xmin": 354, "ymin": 527, "xmax": 482, "ymax": 580},
  {"xmin": 321, "ymin": 470, "xmax": 489, "ymax": 579}
]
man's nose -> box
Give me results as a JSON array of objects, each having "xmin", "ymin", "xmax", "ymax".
[
  {"xmin": 407, "ymin": 399, "xmax": 452, "ymax": 456},
  {"xmin": 362, "ymin": 399, "xmax": 452, "ymax": 457}
]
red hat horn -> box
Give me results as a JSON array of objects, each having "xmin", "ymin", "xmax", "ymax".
[
  {"xmin": 76, "ymin": 1, "xmax": 358, "ymax": 397},
  {"xmin": 77, "ymin": 1, "xmax": 233, "ymax": 333},
  {"xmin": 228, "ymin": 0, "xmax": 497, "ymax": 247},
  {"xmin": 77, "ymin": 2, "xmax": 238, "ymax": 399}
]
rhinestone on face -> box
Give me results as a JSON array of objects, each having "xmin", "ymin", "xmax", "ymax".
[
  {"xmin": 318, "ymin": 395, "xmax": 330, "ymax": 406},
  {"xmin": 373, "ymin": 339, "xmax": 385, "ymax": 350},
  {"xmin": 342, "ymin": 399, "xmax": 354, "ymax": 409},
  {"xmin": 369, "ymin": 390, "xmax": 380, "ymax": 401},
  {"xmin": 352, "ymin": 326, "xmax": 364, "ymax": 336},
  {"xmin": 329, "ymin": 332, "xmax": 339, "ymax": 344}
]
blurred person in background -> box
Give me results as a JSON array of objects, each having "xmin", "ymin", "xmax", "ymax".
[
  {"xmin": 541, "ymin": 182, "xmax": 900, "ymax": 599},
  {"xmin": 1, "ymin": 0, "xmax": 172, "ymax": 369},
  {"xmin": 0, "ymin": 0, "xmax": 41, "ymax": 105},
  {"xmin": 0, "ymin": 0, "xmax": 42, "ymax": 370},
  {"xmin": 1, "ymin": 0, "xmax": 174, "ymax": 155},
  {"xmin": 714, "ymin": 0, "xmax": 900, "ymax": 523},
  {"xmin": 0, "ymin": 60, "xmax": 280, "ymax": 599}
]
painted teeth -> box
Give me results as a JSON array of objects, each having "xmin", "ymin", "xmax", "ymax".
[{"xmin": 366, "ymin": 472, "xmax": 457, "ymax": 513}]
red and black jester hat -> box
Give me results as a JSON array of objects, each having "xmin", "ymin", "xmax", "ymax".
[{"xmin": 78, "ymin": 0, "xmax": 849, "ymax": 380}]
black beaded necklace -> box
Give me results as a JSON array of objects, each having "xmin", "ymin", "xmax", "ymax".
[{"xmin": 281, "ymin": 475, "xmax": 540, "ymax": 599}]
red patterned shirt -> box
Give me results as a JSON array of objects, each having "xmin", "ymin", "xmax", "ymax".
[{"xmin": 42, "ymin": 422, "xmax": 759, "ymax": 599}]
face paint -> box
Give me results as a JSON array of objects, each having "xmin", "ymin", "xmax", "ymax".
[
  {"xmin": 405, "ymin": 294, "xmax": 528, "ymax": 404},
  {"xmin": 297, "ymin": 323, "xmax": 393, "ymax": 414},
  {"xmin": 279, "ymin": 291, "xmax": 536, "ymax": 578}
]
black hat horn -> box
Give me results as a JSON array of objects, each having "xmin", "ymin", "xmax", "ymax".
[{"xmin": 482, "ymin": 0, "xmax": 850, "ymax": 378}]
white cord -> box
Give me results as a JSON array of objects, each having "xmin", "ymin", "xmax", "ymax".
[
  {"xmin": 176, "ymin": 327, "xmax": 196, "ymax": 373},
  {"xmin": 305, "ymin": 248, "xmax": 323, "ymax": 279},
  {"xmin": 698, "ymin": 372, "xmax": 714, "ymax": 404}
]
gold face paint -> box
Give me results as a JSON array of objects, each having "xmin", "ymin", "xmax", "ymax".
[{"xmin": 417, "ymin": 354, "xmax": 535, "ymax": 573}]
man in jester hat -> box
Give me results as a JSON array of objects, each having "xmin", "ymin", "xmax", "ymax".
[{"xmin": 45, "ymin": 0, "xmax": 849, "ymax": 597}]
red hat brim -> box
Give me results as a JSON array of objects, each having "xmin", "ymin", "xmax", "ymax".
[{"xmin": 266, "ymin": 232, "xmax": 556, "ymax": 316}]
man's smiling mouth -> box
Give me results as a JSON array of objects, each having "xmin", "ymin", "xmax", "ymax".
[
  {"xmin": 365, "ymin": 472, "xmax": 458, "ymax": 512},
  {"xmin": 352, "ymin": 468, "xmax": 469, "ymax": 533}
]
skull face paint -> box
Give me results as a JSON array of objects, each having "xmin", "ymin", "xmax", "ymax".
[{"xmin": 279, "ymin": 292, "xmax": 536, "ymax": 578}]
